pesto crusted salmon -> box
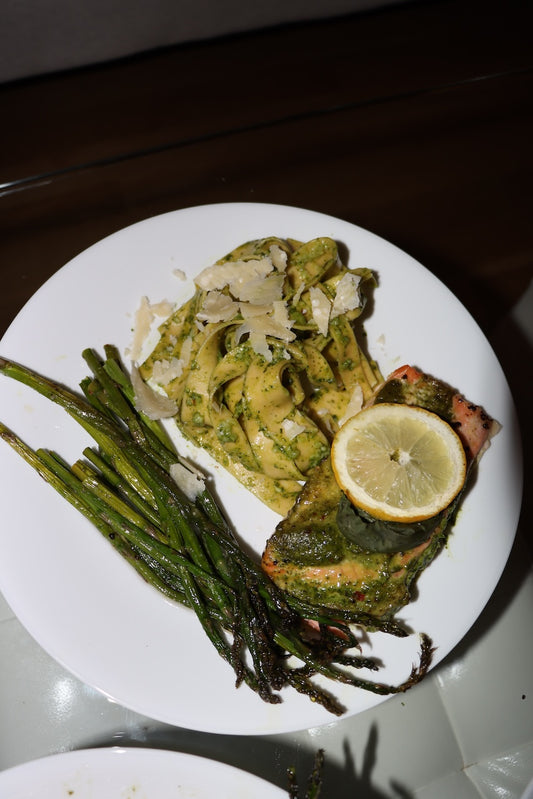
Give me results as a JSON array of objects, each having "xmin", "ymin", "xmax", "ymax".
[{"xmin": 261, "ymin": 365, "xmax": 499, "ymax": 620}]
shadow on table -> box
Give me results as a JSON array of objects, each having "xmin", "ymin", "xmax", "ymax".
[{"xmin": 89, "ymin": 721, "xmax": 412, "ymax": 798}]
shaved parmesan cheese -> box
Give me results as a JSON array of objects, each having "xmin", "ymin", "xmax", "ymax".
[
  {"xmin": 271, "ymin": 300, "xmax": 291, "ymax": 328},
  {"xmin": 170, "ymin": 462, "xmax": 206, "ymax": 500},
  {"xmin": 150, "ymin": 299, "xmax": 173, "ymax": 317},
  {"xmin": 192, "ymin": 252, "xmax": 292, "ymax": 350},
  {"xmin": 331, "ymin": 272, "xmax": 362, "ymax": 319},
  {"xmin": 129, "ymin": 297, "xmax": 173, "ymax": 362},
  {"xmin": 151, "ymin": 357, "xmax": 184, "ymax": 386},
  {"xmin": 281, "ymin": 418, "xmax": 306, "ymax": 440},
  {"xmin": 131, "ymin": 365, "xmax": 178, "ymax": 419},
  {"xmin": 309, "ymin": 285, "xmax": 331, "ymax": 337},
  {"xmin": 197, "ymin": 290, "xmax": 239, "ymax": 323},
  {"xmin": 236, "ymin": 315, "xmax": 296, "ymax": 345},
  {"xmin": 270, "ymin": 245, "xmax": 288, "ymax": 271},
  {"xmin": 173, "ymin": 268, "xmax": 187, "ymax": 281},
  {"xmin": 233, "ymin": 273, "xmax": 285, "ymax": 304},
  {"xmin": 338, "ymin": 384, "xmax": 364, "ymax": 427},
  {"xmin": 249, "ymin": 331, "xmax": 272, "ymax": 361},
  {"xmin": 195, "ymin": 257, "xmax": 274, "ymax": 292},
  {"xmin": 180, "ymin": 336, "xmax": 193, "ymax": 368},
  {"xmin": 239, "ymin": 303, "xmax": 273, "ymax": 319},
  {"xmin": 315, "ymin": 407, "xmax": 336, "ymax": 436},
  {"xmin": 130, "ymin": 296, "xmax": 153, "ymax": 362}
]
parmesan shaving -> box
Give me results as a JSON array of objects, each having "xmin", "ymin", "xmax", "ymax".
[
  {"xmin": 130, "ymin": 296, "xmax": 153, "ymax": 362},
  {"xmin": 239, "ymin": 303, "xmax": 273, "ymax": 319},
  {"xmin": 338, "ymin": 384, "xmax": 364, "ymax": 427},
  {"xmin": 235, "ymin": 315, "xmax": 296, "ymax": 345},
  {"xmin": 129, "ymin": 297, "xmax": 173, "ymax": 363},
  {"xmin": 331, "ymin": 272, "xmax": 362, "ymax": 319},
  {"xmin": 281, "ymin": 418, "xmax": 306, "ymax": 440},
  {"xmin": 170, "ymin": 462, "xmax": 206, "ymax": 501},
  {"xmin": 233, "ymin": 273, "xmax": 285, "ymax": 304},
  {"xmin": 249, "ymin": 331, "xmax": 272, "ymax": 361},
  {"xmin": 269, "ymin": 244, "xmax": 288, "ymax": 271},
  {"xmin": 197, "ymin": 290, "xmax": 239, "ymax": 323},
  {"xmin": 180, "ymin": 336, "xmax": 193, "ymax": 368},
  {"xmin": 271, "ymin": 300, "xmax": 291, "ymax": 329},
  {"xmin": 131, "ymin": 365, "xmax": 178, "ymax": 419},
  {"xmin": 150, "ymin": 299, "xmax": 173, "ymax": 317},
  {"xmin": 309, "ymin": 285, "xmax": 331, "ymax": 337},
  {"xmin": 292, "ymin": 283, "xmax": 305, "ymax": 303},
  {"xmin": 195, "ymin": 256, "xmax": 274, "ymax": 292},
  {"xmin": 151, "ymin": 357, "xmax": 184, "ymax": 386}
]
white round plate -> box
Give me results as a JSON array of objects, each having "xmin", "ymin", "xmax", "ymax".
[
  {"xmin": 0, "ymin": 202, "xmax": 522, "ymax": 734},
  {"xmin": 0, "ymin": 747, "xmax": 286, "ymax": 798}
]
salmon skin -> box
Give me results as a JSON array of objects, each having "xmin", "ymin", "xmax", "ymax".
[{"xmin": 261, "ymin": 366, "xmax": 499, "ymax": 620}]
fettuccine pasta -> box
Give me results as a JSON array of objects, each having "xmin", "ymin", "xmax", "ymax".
[{"xmin": 139, "ymin": 236, "xmax": 382, "ymax": 515}]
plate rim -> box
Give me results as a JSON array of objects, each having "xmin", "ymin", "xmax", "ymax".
[
  {"xmin": 0, "ymin": 201, "xmax": 522, "ymax": 735},
  {"xmin": 0, "ymin": 746, "xmax": 287, "ymax": 796}
]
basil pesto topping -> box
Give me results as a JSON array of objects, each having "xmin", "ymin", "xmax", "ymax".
[{"xmin": 336, "ymin": 493, "xmax": 437, "ymax": 553}]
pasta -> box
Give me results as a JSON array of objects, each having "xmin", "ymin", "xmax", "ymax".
[{"xmin": 139, "ymin": 236, "xmax": 382, "ymax": 515}]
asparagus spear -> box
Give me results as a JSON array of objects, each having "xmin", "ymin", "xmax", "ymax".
[
  {"xmin": 0, "ymin": 352, "xmax": 433, "ymax": 713},
  {"xmin": 287, "ymin": 749, "xmax": 324, "ymax": 799}
]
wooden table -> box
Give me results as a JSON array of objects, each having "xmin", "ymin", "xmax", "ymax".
[{"xmin": 2, "ymin": 0, "xmax": 532, "ymax": 338}]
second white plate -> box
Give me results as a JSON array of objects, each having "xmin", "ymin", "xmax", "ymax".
[{"xmin": 0, "ymin": 748, "xmax": 286, "ymax": 798}]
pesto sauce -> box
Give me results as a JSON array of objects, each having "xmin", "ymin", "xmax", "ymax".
[
  {"xmin": 267, "ymin": 451, "xmax": 460, "ymax": 616},
  {"xmin": 336, "ymin": 494, "xmax": 437, "ymax": 553},
  {"xmin": 375, "ymin": 376, "xmax": 454, "ymax": 421},
  {"xmin": 340, "ymin": 358, "xmax": 355, "ymax": 371},
  {"xmin": 216, "ymin": 420, "xmax": 238, "ymax": 444},
  {"xmin": 184, "ymin": 389, "xmax": 203, "ymax": 407},
  {"xmin": 279, "ymin": 563, "xmax": 410, "ymax": 618},
  {"xmin": 307, "ymin": 442, "xmax": 331, "ymax": 469},
  {"xmin": 271, "ymin": 525, "xmax": 345, "ymax": 565}
]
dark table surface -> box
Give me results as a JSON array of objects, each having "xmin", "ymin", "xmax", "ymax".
[{"xmin": 2, "ymin": 0, "xmax": 532, "ymax": 337}]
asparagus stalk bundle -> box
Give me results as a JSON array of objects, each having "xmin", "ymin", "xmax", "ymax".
[{"xmin": 0, "ymin": 347, "xmax": 433, "ymax": 715}]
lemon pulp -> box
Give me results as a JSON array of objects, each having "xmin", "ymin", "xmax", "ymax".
[{"xmin": 331, "ymin": 403, "xmax": 467, "ymax": 523}]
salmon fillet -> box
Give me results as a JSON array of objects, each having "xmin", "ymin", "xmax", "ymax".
[{"xmin": 261, "ymin": 366, "xmax": 499, "ymax": 619}]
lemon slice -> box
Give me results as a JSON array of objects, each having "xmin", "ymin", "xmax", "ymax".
[{"xmin": 331, "ymin": 403, "xmax": 467, "ymax": 523}]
